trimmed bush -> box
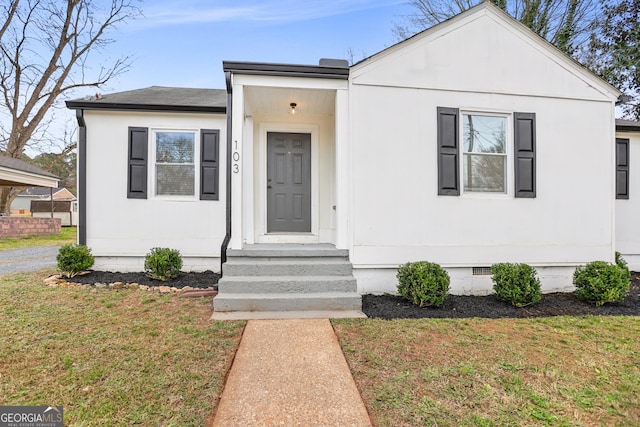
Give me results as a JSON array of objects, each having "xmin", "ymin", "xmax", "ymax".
[
  {"xmin": 573, "ymin": 260, "xmax": 630, "ymax": 306},
  {"xmin": 615, "ymin": 251, "xmax": 629, "ymax": 272},
  {"xmin": 491, "ymin": 263, "xmax": 541, "ymax": 307},
  {"xmin": 57, "ymin": 244, "xmax": 94, "ymax": 278},
  {"xmin": 397, "ymin": 261, "xmax": 450, "ymax": 308},
  {"xmin": 144, "ymin": 247, "xmax": 183, "ymax": 281}
]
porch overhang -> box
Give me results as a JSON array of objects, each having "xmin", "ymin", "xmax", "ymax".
[
  {"xmin": 223, "ymin": 61, "xmax": 351, "ymax": 252},
  {"xmin": 223, "ymin": 61, "xmax": 349, "ymax": 81},
  {"xmin": 0, "ymin": 157, "xmax": 59, "ymax": 188}
]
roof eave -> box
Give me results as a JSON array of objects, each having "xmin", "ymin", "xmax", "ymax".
[
  {"xmin": 223, "ymin": 61, "xmax": 349, "ymax": 80},
  {"xmin": 616, "ymin": 124, "xmax": 640, "ymax": 133},
  {"xmin": 65, "ymin": 100, "xmax": 226, "ymax": 113}
]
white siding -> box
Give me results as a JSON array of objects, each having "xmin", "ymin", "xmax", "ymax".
[
  {"xmin": 84, "ymin": 110, "xmax": 226, "ymax": 272},
  {"xmin": 616, "ymin": 131, "xmax": 640, "ymax": 271},
  {"xmin": 347, "ymin": 5, "xmax": 618, "ymax": 294}
]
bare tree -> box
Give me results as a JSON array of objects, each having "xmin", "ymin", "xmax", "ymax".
[
  {"xmin": 0, "ymin": 0, "xmax": 140, "ymax": 213},
  {"xmin": 394, "ymin": 0, "xmax": 598, "ymax": 55}
]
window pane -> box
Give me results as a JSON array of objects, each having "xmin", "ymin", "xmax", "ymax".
[
  {"xmin": 463, "ymin": 153, "xmax": 505, "ymax": 192},
  {"xmin": 463, "ymin": 114, "xmax": 507, "ymax": 193},
  {"xmin": 156, "ymin": 132, "xmax": 194, "ymax": 163},
  {"xmin": 463, "ymin": 115, "xmax": 506, "ymax": 154},
  {"xmin": 156, "ymin": 164, "xmax": 195, "ymax": 196}
]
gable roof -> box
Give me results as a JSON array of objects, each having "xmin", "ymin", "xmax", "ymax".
[
  {"xmin": 352, "ymin": 0, "xmax": 620, "ymax": 100},
  {"xmin": 0, "ymin": 156, "xmax": 59, "ymax": 187},
  {"xmin": 66, "ymin": 86, "xmax": 227, "ymax": 113}
]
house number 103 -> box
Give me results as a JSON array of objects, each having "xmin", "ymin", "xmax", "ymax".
[{"xmin": 233, "ymin": 140, "xmax": 240, "ymax": 173}]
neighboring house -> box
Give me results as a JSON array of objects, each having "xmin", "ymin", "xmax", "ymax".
[
  {"xmin": 615, "ymin": 119, "xmax": 640, "ymax": 271},
  {"xmin": 11, "ymin": 187, "xmax": 75, "ymax": 215},
  {"xmin": 66, "ymin": 2, "xmax": 634, "ymax": 305}
]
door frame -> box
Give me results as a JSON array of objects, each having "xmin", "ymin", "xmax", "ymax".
[{"xmin": 256, "ymin": 123, "xmax": 319, "ymax": 243}]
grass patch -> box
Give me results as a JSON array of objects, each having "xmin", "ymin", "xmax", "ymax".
[
  {"xmin": 333, "ymin": 316, "xmax": 640, "ymax": 427},
  {"xmin": 0, "ymin": 269, "xmax": 244, "ymax": 426},
  {"xmin": 0, "ymin": 227, "xmax": 77, "ymax": 251}
]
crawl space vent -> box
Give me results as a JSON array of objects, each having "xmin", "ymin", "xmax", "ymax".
[{"xmin": 472, "ymin": 267, "xmax": 492, "ymax": 276}]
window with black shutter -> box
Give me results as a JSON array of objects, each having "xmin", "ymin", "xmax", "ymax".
[
  {"xmin": 437, "ymin": 107, "xmax": 460, "ymax": 195},
  {"xmin": 437, "ymin": 108, "xmax": 536, "ymax": 198},
  {"xmin": 200, "ymin": 129, "xmax": 220, "ymax": 200},
  {"xmin": 127, "ymin": 127, "xmax": 148, "ymax": 199},
  {"xmin": 513, "ymin": 112, "xmax": 536, "ymax": 198},
  {"xmin": 616, "ymin": 138, "xmax": 630, "ymax": 199}
]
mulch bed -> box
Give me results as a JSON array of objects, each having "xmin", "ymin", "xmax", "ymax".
[
  {"xmin": 69, "ymin": 270, "xmax": 640, "ymax": 319},
  {"xmin": 364, "ymin": 272, "xmax": 640, "ymax": 319},
  {"xmin": 71, "ymin": 270, "xmax": 220, "ymax": 289}
]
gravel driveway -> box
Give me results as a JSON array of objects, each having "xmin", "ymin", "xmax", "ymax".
[{"xmin": 0, "ymin": 246, "xmax": 59, "ymax": 275}]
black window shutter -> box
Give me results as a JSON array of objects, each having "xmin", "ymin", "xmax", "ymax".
[
  {"xmin": 514, "ymin": 112, "xmax": 536, "ymax": 198},
  {"xmin": 127, "ymin": 127, "xmax": 148, "ymax": 199},
  {"xmin": 437, "ymin": 107, "xmax": 460, "ymax": 195},
  {"xmin": 200, "ymin": 129, "xmax": 220, "ymax": 200},
  {"xmin": 616, "ymin": 138, "xmax": 630, "ymax": 199}
]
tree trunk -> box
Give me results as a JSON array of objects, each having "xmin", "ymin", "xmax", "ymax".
[{"xmin": 0, "ymin": 187, "xmax": 13, "ymax": 215}]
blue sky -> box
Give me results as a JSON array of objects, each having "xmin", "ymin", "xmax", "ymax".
[{"xmin": 91, "ymin": 0, "xmax": 413, "ymax": 94}]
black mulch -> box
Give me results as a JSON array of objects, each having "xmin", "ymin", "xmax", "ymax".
[
  {"xmin": 364, "ymin": 272, "xmax": 640, "ymax": 319},
  {"xmin": 68, "ymin": 270, "xmax": 640, "ymax": 319},
  {"xmin": 70, "ymin": 270, "xmax": 220, "ymax": 289}
]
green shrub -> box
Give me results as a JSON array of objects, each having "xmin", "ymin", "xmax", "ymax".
[
  {"xmin": 144, "ymin": 247, "xmax": 182, "ymax": 281},
  {"xmin": 573, "ymin": 260, "xmax": 630, "ymax": 306},
  {"xmin": 57, "ymin": 244, "xmax": 94, "ymax": 278},
  {"xmin": 491, "ymin": 263, "xmax": 541, "ymax": 307},
  {"xmin": 615, "ymin": 251, "xmax": 629, "ymax": 272},
  {"xmin": 397, "ymin": 261, "xmax": 450, "ymax": 307}
]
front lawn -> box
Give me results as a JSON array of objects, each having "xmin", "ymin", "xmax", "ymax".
[
  {"xmin": 0, "ymin": 270, "xmax": 244, "ymax": 426},
  {"xmin": 0, "ymin": 226, "xmax": 77, "ymax": 251},
  {"xmin": 333, "ymin": 316, "xmax": 640, "ymax": 426}
]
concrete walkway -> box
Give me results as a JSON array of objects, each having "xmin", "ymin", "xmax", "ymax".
[{"xmin": 211, "ymin": 319, "xmax": 372, "ymax": 427}]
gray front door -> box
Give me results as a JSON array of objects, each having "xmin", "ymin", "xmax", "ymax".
[{"xmin": 267, "ymin": 132, "xmax": 311, "ymax": 232}]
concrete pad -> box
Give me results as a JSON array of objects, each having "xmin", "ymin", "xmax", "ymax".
[
  {"xmin": 210, "ymin": 310, "xmax": 367, "ymax": 320},
  {"xmin": 211, "ymin": 319, "xmax": 372, "ymax": 427}
]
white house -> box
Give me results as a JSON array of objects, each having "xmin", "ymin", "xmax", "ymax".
[
  {"xmin": 616, "ymin": 119, "xmax": 640, "ymax": 271},
  {"xmin": 67, "ymin": 2, "xmax": 635, "ymax": 314}
]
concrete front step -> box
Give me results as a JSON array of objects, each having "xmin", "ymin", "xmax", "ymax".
[
  {"xmin": 213, "ymin": 292, "xmax": 363, "ymax": 312},
  {"xmin": 217, "ymin": 276, "xmax": 357, "ymax": 293},
  {"xmin": 210, "ymin": 310, "xmax": 367, "ymax": 320},
  {"xmin": 223, "ymin": 259, "xmax": 354, "ymax": 277},
  {"xmin": 227, "ymin": 244, "xmax": 348, "ymax": 258},
  {"xmin": 215, "ymin": 244, "xmax": 362, "ymax": 315}
]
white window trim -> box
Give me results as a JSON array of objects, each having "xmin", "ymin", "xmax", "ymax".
[
  {"xmin": 150, "ymin": 128, "xmax": 200, "ymax": 201},
  {"xmin": 459, "ymin": 110, "xmax": 513, "ymax": 198}
]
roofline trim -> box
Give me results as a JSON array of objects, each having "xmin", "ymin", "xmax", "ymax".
[
  {"xmin": 222, "ymin": 61, "xmax": 349, "ymax": 80},
  {"xmin": 65, "ymin": 100, "xmax": 226, "ymax": 113},
  {"xmin": 616, "ymin": 124, "xmax": 640, "ymax": 132}
]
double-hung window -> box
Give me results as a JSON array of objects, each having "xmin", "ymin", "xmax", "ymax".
[
  {"xmin": 462, "ymin": 113, "xmax": 507, "ymax": 193},
  {"xmin": 127, "ymin": 127, "xmax": 220, "ymax": 200},
  {"xmin": 437, "ymin": 107, "xmax": 536, "ymax": 198},
  {"xmin": 154, "ymin": 131, "xmax": 196, "ymax": 197}
]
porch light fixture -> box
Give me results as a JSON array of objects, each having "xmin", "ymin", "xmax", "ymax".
[{"xmin": 290, "ymin": 102, "xmax": 297, "ymax": 115}]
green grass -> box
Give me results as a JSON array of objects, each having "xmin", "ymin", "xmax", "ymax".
[
  {"xmin": 0, "ymin": 226, "xmax": 77, "ymax": 251},
  {"xmin": 0, "ymin": 269, "xmax": 245, "ymax": 426},
  {"xmin": 333, "ymin": 316, "xmax": 640, "ymax": 427}
]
